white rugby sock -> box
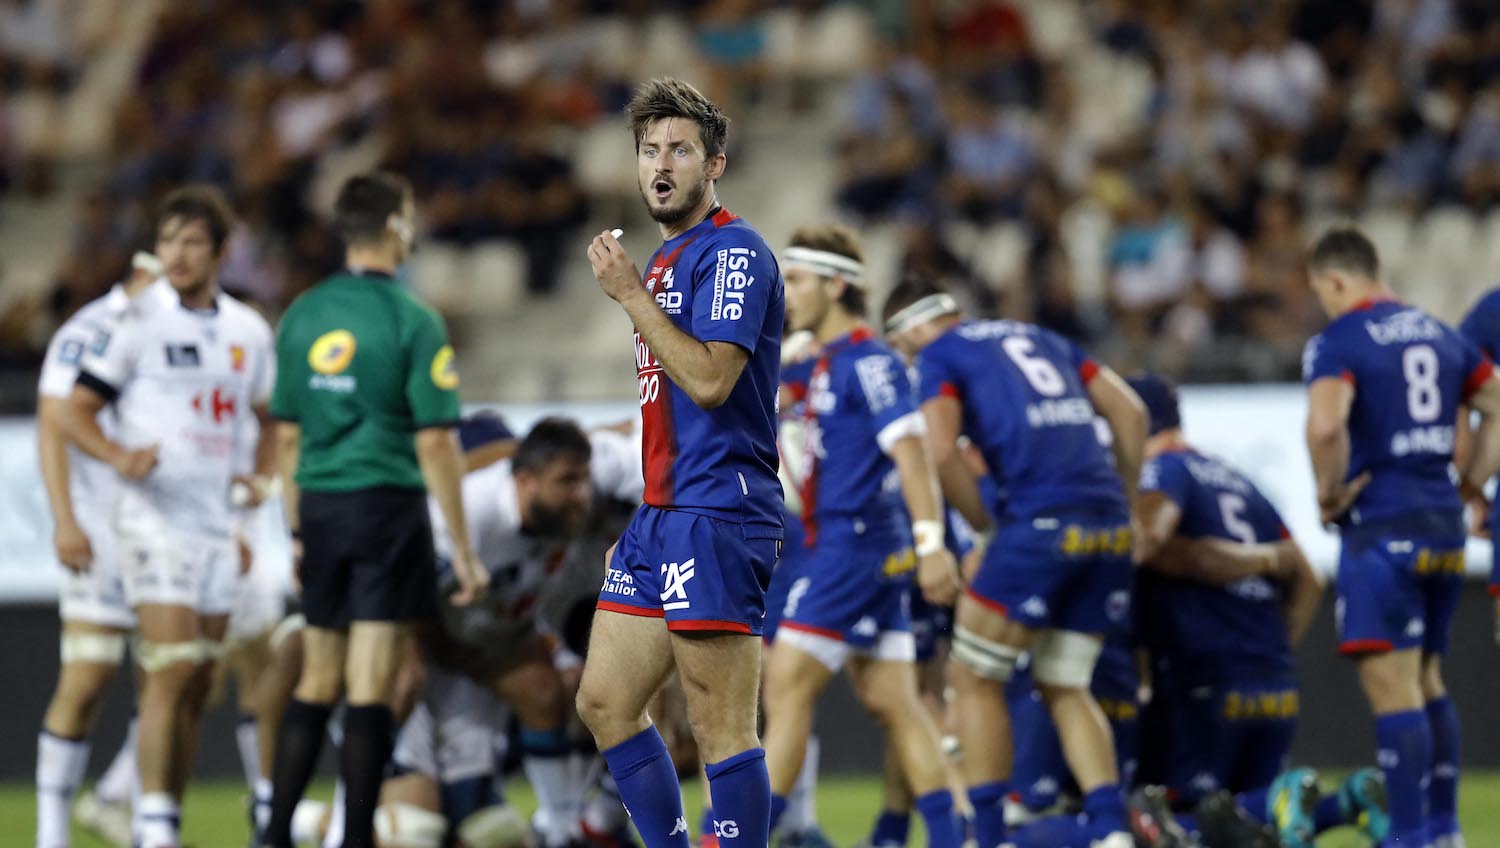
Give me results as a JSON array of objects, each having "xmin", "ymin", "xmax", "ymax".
[
  {"xmin": 582, "ymin": 771, "xmax": 630, "ymax": 834},
  {"xmin": 235, "ymin": 713, "xmax": 262, "ymax": 791},
  {"xmin": 253, "ymin": 777, "xmax": 273, "ymax": 834},
  {"xmin": 523, "ymin": 749, "xmax": 580, "ymax": 846},
  {"xmin": 135, "ymin": 792, "xmax": 179, "ymax": 848},
  {"xmin": 321, "ymin": 779, "xmax": 346, "ymax": 848},
  {"xmin": 37, "ymin": 732, "xmax": 90, "ymax": 848},
  {"xmin": 94, "ymin": 717, "xmax": 138, "ymax": 805},
  {"xmin": 782, "ymin": 735, "xmax": 820, "ymax": 835}
]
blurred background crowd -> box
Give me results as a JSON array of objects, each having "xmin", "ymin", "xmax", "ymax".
[{"xmin": 3, "ymin": 0, "xmax": 1500, "ymax": 409}]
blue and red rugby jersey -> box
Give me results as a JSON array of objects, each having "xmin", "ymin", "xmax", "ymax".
[
  {"xmin": 914, "ymin": 319, "xmax": 1126, "ymax": 519},
  {"xmin": 634, "ymin": 207, "xmax": 785, "ymax": 532},
  {"xmin": 781, "ymin": 326, "xmax": 925, "ymax": 543},
  {"xmin": 1303, "ymin": 297, "xmax": 1493, "ymax": 527},
  {"xmin": 1136, "ymin": 447, "xmax": 1297, "ymax": 683}
]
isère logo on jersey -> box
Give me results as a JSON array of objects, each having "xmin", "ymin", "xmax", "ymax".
[
  {"xmin": 711, "ymin": 247, "xmax": 757, "ymax": 321},
  {"xmin": 309, "ymin": 329, "xmax": 357, "ymax": 374},
  {"xmin": 430, "ymin": 345, "xmax": 459, "ymax": 390}
]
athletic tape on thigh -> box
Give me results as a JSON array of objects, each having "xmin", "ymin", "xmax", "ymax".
[
  {"xmin": 134, "ymin": 639, "xmax": 209, "ymax": 671},
  {"xmin": 1029, "ymin": 629, "xmax": 1102, "ymax": 688},
  {"xmin": 60, "ymin": 631, "xmax": 127, "ymax": 665},
  {"xmin": 951, "ymin": 624, "xmax": 1021, "ymax": 681},
  {"xmin": 269, "ymin": 613, "xmax": 306, "ymax": 651},
  {"xmin": 458, "ymin": 804, "xmax": 530, "ymax": 848},
  {"xmin": 374, "ymin": 802, "xmax": 448, "ymax": 848},
  {"xmin": 198, "ymin": 638, "xmax": 227, "ymax": 662}
]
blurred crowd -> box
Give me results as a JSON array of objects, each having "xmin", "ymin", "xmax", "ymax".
[{"xmin": 7, "ymin": 0, "xmax": 1500, "ymax": 399}]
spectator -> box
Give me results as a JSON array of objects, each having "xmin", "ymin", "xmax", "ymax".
[{"xmin": 940, "ymin": 84, "xmax": 1034, "ymax": 223}]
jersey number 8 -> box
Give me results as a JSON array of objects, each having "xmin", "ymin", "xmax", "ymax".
[
  {"xmin": 1403, "ymin": 344, "xmax": 1440, "ymax": 423},
  {"xmin": 1002, "ymin": 336, "xmax": 1066, "ymax": 397}
]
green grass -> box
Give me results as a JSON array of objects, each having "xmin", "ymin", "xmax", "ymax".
[{"xmin": 4, "ymin": 773, "xmax": 1499, "ymax": 845}]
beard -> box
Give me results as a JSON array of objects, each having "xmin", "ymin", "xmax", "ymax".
[
  {"xmin": 641, "ymin": 176, "xmax": 710, "ymax": 227},
  {"xmin": 522, "ymin": 501, "xmax": 587, "ymax": 539}
]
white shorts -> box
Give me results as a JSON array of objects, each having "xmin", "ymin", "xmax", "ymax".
[
  {"xmin": 393, "ymin": 667, "xmax": 510, "ymax": 785},
  {"xmin": 58, "ymin": 513, "xmax": 134, "ymax": 629},
  {"xmin": 117, "ymin": 527, "xmax": 240, "ymax": 615},
  {"xmin": 775, "ymin": 626, "xmax": 916, "ymax": 673}
]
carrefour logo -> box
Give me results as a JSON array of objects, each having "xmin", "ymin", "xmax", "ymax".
[
  {"xmin": 308, "ymin": 330, "xmax": 357, "ymax": 375},
  {"xmin": 430, "ymin": 345, "xmax": 459, "ymax": 390}
]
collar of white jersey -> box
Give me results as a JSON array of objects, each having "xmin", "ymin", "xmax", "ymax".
[
  {"xmin": 150, "ymin": 276, "xmax": 221, "ymax": 315},
  {"xmin": 104, "ymin": 283, "xmax": 131, "ymax": 313}
]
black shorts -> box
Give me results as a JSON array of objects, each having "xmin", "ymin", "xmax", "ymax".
[{"xmin": 300, "ymin": 486, "xmax": 437, "ymax": 628}]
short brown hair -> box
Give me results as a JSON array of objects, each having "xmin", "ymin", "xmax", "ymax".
[
  {"xmin": 334, "ymin": 171, "xmax": 413, "ymax": 245},
  {"xmin": 157, "ymin": 185, "xmax": 234, "ymax": 253},
  {"xmin": 1308, "ymin": 226, "xmax": 1380, "ymax": 279},
  {"xmin": 626, "ymin": 78, "xmax": 730, "ymax": 158},
  {"xmin": 790, "ymin": 223, "xmax": 866, "ymax": 314}
]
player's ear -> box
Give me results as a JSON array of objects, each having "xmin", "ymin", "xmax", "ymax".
[{"xmin": 706, "ymin": 152, "xmax": 727, "ymax": 181}]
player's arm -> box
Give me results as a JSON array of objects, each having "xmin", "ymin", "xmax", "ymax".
[
  {"xmin": 922, "ymin": 395, "xmax": 993, "ymax": 535},
  {"xmin": 1458, "ymin": 374, "xmax": 1500, "ymax": 512},
  {"xmin": 889, "ymin": 431, "xmax": 963, "ymax": 604},
  {"xmin": 1305, "ymin": 376, "xmax": 1368, "ymax": 523},
  {"xmin": 588, "ymin": 230, "xmax": 752, "ymax": 409},
  {"xmin": 1131, "ymin": 490, "xmax": 1183, "ymax": 565},
  {"xmin": 1278, "ymin": 539, "xmax": 1323, "ymax": 646},
  {"xmin": 1147, "ymin": 536, "xmax": 1283, "ymax": 585},
  {"xmin": 36, "ymin": 395, "xmax": 91, "ymax": 570},
  {"xmin": 275, "ymin": 422, "xmax": 301, "ymax": 535},
  {"xmin": 1087, "ymin": 366, "xmax": 1147, "ymax": 500},
  {"xmin": 416, "ymin": 426, "xmax": 488, "ymax": 604},
  {"xmin": 62, "ymin": 381, "xmax": 157, "ymax": 479},
  {"xmin": 464, "ymin": 438, "xmax": 520, "ymax": 473}
]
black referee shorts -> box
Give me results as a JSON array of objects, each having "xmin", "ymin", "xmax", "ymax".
[{"xmin": 299, "ymin": 486, "xmax": 437, "ymax": 629}]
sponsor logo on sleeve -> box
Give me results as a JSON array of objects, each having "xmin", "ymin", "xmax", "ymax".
[
  {"xmin": 430, "ymin": 345, "xmax": 460, "ymax": 390},
  {"xmin": 59, "ymin": 338, "xmax": 85, "ymax": 366}
]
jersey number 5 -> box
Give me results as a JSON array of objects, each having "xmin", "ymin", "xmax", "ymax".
[
  {"xmin": 1002, "ymin": 337, "xmax": 1066, "ymax": 397},
  {"xmin": 1218, "ymin": 493, "xmax": 1256, "ymax": 545},
  {"xmin": 1403, "ymin": 344, "xmax": 1440, "ymax": 423}
]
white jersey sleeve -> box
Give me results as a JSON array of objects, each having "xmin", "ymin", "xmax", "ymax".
[
  {"xmin": 430, "ymin": 459, "xmax": 522, "ymax": 566},
  {"xmin": 38, "ymin": 326, "xmax": 93, "ymax": 399},
  {"xmin": 589, "ymin": 427, "xmax": 644, "ymax": 503},
  {"xmin": 78, "ymin": 306, "xmax": 146, "ymax": 395}
]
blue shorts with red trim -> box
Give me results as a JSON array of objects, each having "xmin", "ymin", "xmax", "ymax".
[
  {"xmin": 909, "ymin": 590, "xmax": 952, "ymax": 663},
  {"xmin": 1336, "ymin": 518, "xmax": 1465, "ymax": 656},
  {"xmin": 968, "ymin": 508, "xmax": 1133, "ymax": 635},
  {"xmin": 762, "ymin": 513, "xmax": 810, "ymax": 643},
  {"xmin": 597, "ymin": 505, "xmax": 778, "ymax": 635},
  {"xmin": 776, "ymin": 513, "xmax": 914, "ymax": 650},
  {"xmin": 1154, "ymin": 673, "xmax": 1297, "ymax": 804}
]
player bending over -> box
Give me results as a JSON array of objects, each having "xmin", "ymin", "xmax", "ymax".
[{"xmin": 884, "ymin": 279, "xmax": 1146, "ymax": 848}]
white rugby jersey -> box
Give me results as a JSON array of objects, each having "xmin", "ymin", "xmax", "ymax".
[
  {"xmin": 37, "ymin": 285, "xmax": 135, "ymax": 523},
  {"xmin": 79, "ymin": 280, "xmax": 275, "ymax": 538},
  {"xmin": 429, "ymin": 428, "xmax": 644, "ymax": 618}
]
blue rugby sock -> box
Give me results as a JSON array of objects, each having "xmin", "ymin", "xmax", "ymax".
[
  {"xmin": 1314, "ymin": 793, "xmax": 1346, "ymax": 832},
  {"xmin": 968, "ymin": 780, "xmax": 1009, "ymax": 848},
  {"xmin": 706, "ymin": 748, "xmax": 771, "ymax": 848},
  {"xmin": 1376, "ymin": 710, "xmax": 1431, "ymax": 847},
  {"xmin": 867, "ymin": 809, "xmax": 910, "ymax": 846},
  {"xmin": 1427, "ymin": 697, "xmax": 1461, "ymax": 841},
  {"xmin": 601, "ymin": 727, "xmax": 690, "ymax": 848},
  {"xmin": 914, "ymin": 789, "xmax": 962, "ymax": 848},
  {"xmin": 1236, "ymin": 787, "xmax": 1271, "ymax": 824},
  {"xmin": 1082, "ymin": 784, "xmax": 1126, "ymax": 836}
]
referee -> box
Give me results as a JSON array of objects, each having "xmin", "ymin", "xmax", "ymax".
[{"xmin": 260, "ymin": 172, "xmax": 487, "ymax": 848}]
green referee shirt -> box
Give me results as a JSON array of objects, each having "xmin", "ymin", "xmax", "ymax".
[{"xmin": 270, "ymin": 268, "xmax": 461, "ymax": 492}]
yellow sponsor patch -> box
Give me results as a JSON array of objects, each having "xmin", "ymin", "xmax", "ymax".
[
  {"xmin": 308, "ymin": 330, "xmax": 357, "ymax": 375},
  {"xmin": 882, "ymin": 547, "xmax": 917, "ymax": 576},
  {"xmin": 431, "ymin": 345, "xmax": 459, "ymax": 390}
]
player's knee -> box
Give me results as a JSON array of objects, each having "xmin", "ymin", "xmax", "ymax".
[
  {"xmin": 574, "ymin": 680, "xmax": 623, "ymax": 733},
  {"xmin": 373, "ymin": 801, "xmax": 447, "ymax": 848},
  {"xmin": 1030, "ymin": 630, "xmax": 1100, "ymax": 689},
  {"xmin": 951, "ymin": 624, "xmax": 1022, "ymax": 682}
]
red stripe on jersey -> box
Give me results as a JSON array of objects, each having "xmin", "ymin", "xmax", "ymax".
[
  {"xmin": 1489, "ymin": 584, "xmax": 1500, "ymax": 598},
  {"xmin": 668, "ymin": 619, "xmax": 753, "ymax": 634},
  {"xmin": 1339, "ymin": 369, "xmax": 1355, "ymax": 385},
  {"xmin": 1463, "ymin": 358, "xmax": 1495, "ymax": 400},
  {"xmin": 1339, "ymin": 638, "xmax": 1394, "ymax": 656},
  {"xmin": 964, "ymin": 587, "xmax": 1009, "ymax": 617},
  {"xmin": 780, "ymin": 620, "xmax": 844, "ymax": 641},
  {"xmin": 711, "ymin": 207, "xmax": 739, "ymax": 227},
  {"xmin": 596, "ymin": 601, "xmax": 665, "ymax": 618},
  {"xmin": 785, "ymin": 381, "xmax": 808, "ymax": 402},
  {"xmin": 1078, "ymin": 358, "xmax": 1101, "ymax": 384},
  {"xmin": 641, "ymin": 382, "xmax": 678, "ymax": 506},
  {"xmin": 1278, "ymin": 525, "xmax": 1292, "ymax": 540},
  {"xmin": 939, "ymin": 381, "xmax": 961, "ymax": 400},
  {"xmin": 1349, "ymin": 295, "xmax": 1400, "ymax": 313}
]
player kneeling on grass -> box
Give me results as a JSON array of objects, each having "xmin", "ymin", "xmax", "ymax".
[
  {"xmin": 764, "ymin": 225, "xmax": 966, "ymax": 846},
  {"xmin": 884, "ymin": 279, "xmax": 1147, "ymax": 848}
]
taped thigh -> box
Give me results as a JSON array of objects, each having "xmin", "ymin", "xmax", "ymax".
[
  {"xmin": 951, "ymin": 624, "xmax": 1022, "ymax": 681},
  {"xmin": 135, "ymin": 639, "xmax": 209, "ymax": 671},
  {"xmin": 60, "ymin": 630, "xmax": 127, "ymax": 665},
  {"xmin": 1030, "ymin": 629, "xmax": 1102, "ymax": 688}
]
